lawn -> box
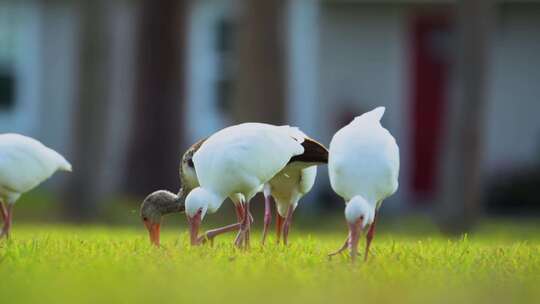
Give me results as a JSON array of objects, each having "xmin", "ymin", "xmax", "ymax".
[{"xmin": 0, "ymin": 223, "xmax": 539, "ymax": 304}]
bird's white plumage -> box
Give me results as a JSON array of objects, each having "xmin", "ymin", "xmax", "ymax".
[
  {"xmin": 182, "ymin": 159, "xmax": 261, "ymax": 208},
  {"xmin": 267, "ymin": 163, "xmax": 317, "ymax": 217},
  {"xmin": 0, "ymin": 133, "xmax": 72, "ymax": 204},
  {"xmin": 329, "ymin": 107, "xmax": 400, "ymax": 216},
  {"xmin": 345, "ymin": 196, "xmax": 374, "ymax": 228},
  {"xmin": 188, "ymin": 123, "xmax": 305, "ymax": 215},
  {"xmin": 182, "ymin": 142, "xmax": 317, "ymax": 218}
]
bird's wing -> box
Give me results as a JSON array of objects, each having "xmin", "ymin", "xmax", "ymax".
[
  {"xmin": 193, "ymin": 123, "xmax": 304, "ymax": 195},
  {"xmin": 0, "ymin": 134, "xmax": 70, "ymax": 194}
]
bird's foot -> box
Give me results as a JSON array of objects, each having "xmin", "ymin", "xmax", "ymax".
[
  {"xmin": 328, "ymin": 237, "xmax": 350, "ymax": 260},
  {"xmin": 198, "ymin": 235, "xmax": 214, "ymax": 246},
  {"xmin": 327, "ymin": 248, "xmax": 347, "ymax": 260},
  {"xmin": 199, "ymin": 222, "xmax": 243, "ymax": 247}
]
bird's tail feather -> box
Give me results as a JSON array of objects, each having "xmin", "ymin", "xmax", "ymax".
[
  {"xmin": 289, "ymin": 138, "xmax": 329, "ymax": 164},
  {"xmin": 351, "ymin": 106, "xmax": 386, "ymax": 125},
  {"xmin": 54, "ymin": 152, "xmax": 72, "ymax": 172}
]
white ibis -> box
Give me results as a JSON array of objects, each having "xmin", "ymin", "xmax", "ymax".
[
  {"xmin": 262, "ymin": 164, "xmax": 318, "ymax": 246},
  {"xmin": 140, "ymin": 138, "xmax": 249, "ymax": 247},
  {"xmin": 141, "ymin": 129, "xmax": 327, "ymax": 248},
  {"xmin": 327, "ymin": 107, "xmax": 399, "ymax": 262},
  {"xmin": 0, "ymin": 133, "xmax": 72, "ymax": 238},
  {"xmin": 139, "ymin": 139, "xmax": 206, "ymax": 246},
  {"xmin": 184, "ymin": 123, "xmax": 327, "ymax": 248},
  {"xmin": 140, "ymin": 190, "xmax": 185, "ymax": 246},
  {"xmin": 195, "ymin": 135, "xmax": 326, "ymax": 247}
]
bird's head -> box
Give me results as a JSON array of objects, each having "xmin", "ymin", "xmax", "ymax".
[
  {"xmin": 345, "ymin": 196, "xmax": 374, "ymax": 228},
  {"xmin": 185, "ymin": 187, "xmax": 216, "ymax": 245},
  {"xmin": 140, "ymin": 190, "xmax": 184, "ymax": 246},
  {"xmin": 345, "ymin": 196, "xmax": 375, "ymax": 261}
]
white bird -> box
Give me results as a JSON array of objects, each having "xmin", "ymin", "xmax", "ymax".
[
  {"xmin": 327, "ymin": 107, "xmax": 399, "ymax": 262},
  {"xmin": 184, "ymin": 123, "xmax": 327, "ymax": 248},
  {"xmin": 141, "ymin": 133, "xmax": 327, "ymax": 248},
  {"xmin": 262, "ymin": 163, "xmax": 318, "ymax": 245},
  {"xmin": 0, "ymin": 133, "xmax": 72, "ymax": 238},
  {"xmin": 140, "ymin": 138, "xmax": 258, "ymax": 247}
]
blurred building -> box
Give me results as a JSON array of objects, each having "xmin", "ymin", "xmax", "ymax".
[{"xmin": 1, "ymin": 0, "xmax": 539, "ymax": 213}]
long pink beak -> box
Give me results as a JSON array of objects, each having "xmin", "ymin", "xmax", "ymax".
[
  {"xmin": 348, "ymin": 219, "xmax": 364, "ymax": 263},
  {"xmin": 188, "ymin": 210, "xmax": 202, "ymax": 246},
  {"xmin": 144, "ymin": 220, "xmax": 161, "ymax": 247}
]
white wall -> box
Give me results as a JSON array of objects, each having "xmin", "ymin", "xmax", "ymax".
[
  {"xmin": 319, "ymin": 4, "xmax": 408, "ymax": 142},
  {"xmin": 484, "ymin": 4, "xmax": 540, "ymax": 175},
  {"xmin": 40, "ymin": 2, "xmax": 140, "ymax": 195},
  {"xmin": 186, "ymin": 0, "xmax": 238, "ymax": 144},
  {"xmin": 0, "ymin": 1, "xmax": 41, "ymax": 136},
  {"xmin": 318, "ymin": 4, "xmax": 410, "ymax": 209},
  {"xmin": 318, "ymin": 3, "xmax": 540, "ymax": 204},
  {"xmin": 37, "ymin": 3, "xmax": 78, "ymax": 156},
  {"xmin": 100, "ymin": 1, "xmax": 138, "ymax": 194},
  {"xmin": 286, "ymin": 0, "xmax": 321, "ymax": 137}
]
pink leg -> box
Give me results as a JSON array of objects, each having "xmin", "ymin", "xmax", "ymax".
[
  {"xmin": 234, "ymin": 204, "xmax": 244, "ymax": 222},
  {"xmin": 364, "ymin": 213, "xmax": 378, "ymax": 262},
  {"xmin": 233, "ymin": 204, "xmax": 246, "ymax": 248},
  {"xmin": 199, "ymin": 222, "xmax": 242, "ymax": 245},
  {"xmin": 276, "ymin": 214, "xmax": 284, "ymax": 244},
  {"xmin": 282, "ymin": 205, "xmax": 295, "ymax": 246},
  {"xmin": 0, "ymin": 204, "xmax": 13, "ymax": 239},
  {"xmin": 328, "ymin": 234, "xmax": 350, "ymax": 259},
  {"xmin": 244, "ymin": 201, "xmax": 252, "ymax": 249},
  {"xmin": 261, "ymin": 193, "xmax": 272, "ymax": 245},
  {"xmin": 200, "ymin": 204, "xmax": 245, "ymax": 247},
  {"xmin": 235, "ymin": 201, "xmax": 250, "ymax": 249},
  {"xmin": 0, "ymin": 201, "xmax": 6, "ymax": 223},
  {"xmin": 349, "ymin": 220, "xmax": 362, "ymax": 263}
]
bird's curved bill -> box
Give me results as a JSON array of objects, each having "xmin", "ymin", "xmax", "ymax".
[
  {"xmin": 188, "ymin": 210, "xmax": 202, "ymax": 246},
  {"xmin": 348, "ymin": 218, "xmax": 364, "ymax": 262},
  {"xmin": 143, "ymin": 220, "xmax": 161, "ymax": 247}
]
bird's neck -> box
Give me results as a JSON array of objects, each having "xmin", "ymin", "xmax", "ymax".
[
  {"xmin": 174, "ymin": 188, "xmax": 188, "ymax": 213},
  {"xmin": 206, "ymin": 189, "xmax": 227, "ymax": 213},
  {"xmin": 159, "ymin": 190, "xmax": 186, "ymax": 215},
  {"xmin": 349, "ymin": 195, "xmax": 377, "ymax": 208}
]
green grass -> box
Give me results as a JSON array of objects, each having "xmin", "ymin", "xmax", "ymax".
[{"xmin": 1, "ymin": 223, "xmax": 539, "ymax": 304}]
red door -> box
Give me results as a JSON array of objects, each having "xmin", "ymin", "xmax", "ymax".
[{"xmin": 410, "ymin": 15, "xmax": 452, "ymax": 200}]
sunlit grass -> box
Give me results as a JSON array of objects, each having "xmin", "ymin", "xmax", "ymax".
[{"xmin": 1, "ymin": 223, "xmax": 539, "ymax": 304}]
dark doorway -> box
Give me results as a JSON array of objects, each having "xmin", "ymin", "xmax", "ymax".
[{"xmin": 410, "ymin": 14, "xmax": 453, "ymax": 200}]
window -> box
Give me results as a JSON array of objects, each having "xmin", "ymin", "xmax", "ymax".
[
  {"xmin": 215, "ymin": 19, "xmax": 237, "ymax": 113},
  {"xmin": 216, "ymin": 19, "xmax": 235, "ymax": 53},
  {"xmin": 0, "ymin": 2, "xmax": 19, "ymax": 112},
  {"xmin": 0, "ymin": 67, "xmax": 15, "ymax": 110}
]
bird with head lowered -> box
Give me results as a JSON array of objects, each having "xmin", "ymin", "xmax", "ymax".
[{"xmin": 327, "ymin": 107, "xmax": 400, "ymax": 262}]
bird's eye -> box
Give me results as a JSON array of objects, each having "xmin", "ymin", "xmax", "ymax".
[
  {"xmin": 143, "ymin": 217, "xmax": 148, "ymax": 221},
  {"xmin": 360, "ymin": 216, "xmax": 364, "ymax": 220}
]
